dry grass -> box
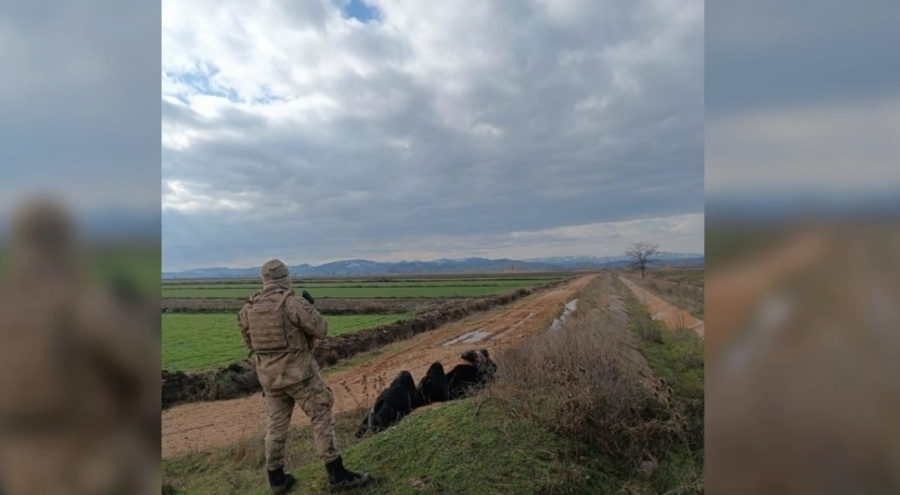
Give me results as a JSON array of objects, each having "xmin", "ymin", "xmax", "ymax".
[
  {"xmin": 629, "ymin": 271, "xmax": 704, "ymax": 320},
  {"xmin": 484, "ymin": 302, "xmax": 679, "ymax": 470}
]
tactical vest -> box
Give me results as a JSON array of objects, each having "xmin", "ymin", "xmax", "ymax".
[{"xmin": 246, "ymin": 291, "xmax": 297, "ymax": 352}]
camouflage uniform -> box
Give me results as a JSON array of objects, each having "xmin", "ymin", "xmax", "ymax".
[
  {"xmin": 237, "ymin": 260, "xmax": 339, "ymax": 471},
  {"xmin": 0, "ymin": 198, "xmax": 160, "ymax": 495}
]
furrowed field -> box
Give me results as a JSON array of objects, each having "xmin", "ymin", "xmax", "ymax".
[
  {"xmin": 161, "ymin": 274, "xmax": 567, "ymax": 372},
  {"xmin": 161, "ymin": 277, "xmax": 559, "ymax": 299}
]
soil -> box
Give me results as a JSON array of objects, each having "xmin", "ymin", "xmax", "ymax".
[
  {"xmin": 705, "ymin": 226, "xmax": 900, "ymax": 493},
  {"xmin": 161, "ymin": 274, "xmax": 596, "ymax": 458},
  {"xmin": 703, "ymin": 230, "xmax": 829, "ymax": 355},
  {"xmin": 619, "ymin": 276, "xmax": 705, "ymax": 338},
  {"xmin": 161, "ymin": 281, "xmax": 566, "ymax": 409}
]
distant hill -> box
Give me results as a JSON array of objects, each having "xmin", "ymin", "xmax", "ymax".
[{"xmin": 162, "ymin": 253, "xmax": 703, "ymax": 279}]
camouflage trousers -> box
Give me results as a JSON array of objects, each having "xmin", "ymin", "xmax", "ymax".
[
  {"xmin": 0, "ymin": 426, "xmax": 159, "ymax": 495},
  {"xmin": 264, "ymin": 374, "xmax": 340, "ymax": 471}
]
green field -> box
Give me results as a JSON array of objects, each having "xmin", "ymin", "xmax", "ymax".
[
  {"xmin": 163, "ymin": 399, "xmax": 616, "ymax": 495},
  {"xmin": 162, "ymin": 312, "xmax": 413, "ymax": 371},
  {"xmin": 162, "ymin": 278, "xmax": 557, "ymax": 299},
  {"xmin": 1, "ymin": 242, "xmax": 160, "ymax": 296}
]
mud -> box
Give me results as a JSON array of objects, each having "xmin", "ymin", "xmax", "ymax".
[
  {"xmin": 161, "ymin": 280, "xmax": 567, "ymax": 409},
  {"xmin": 490, "ymin": 312, "xmax": 534, "ymax": 341},
  {"xmin": 441, "ymin": 329, "xmax": 491, "ymax": 346}
]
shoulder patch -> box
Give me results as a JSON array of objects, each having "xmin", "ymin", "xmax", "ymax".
[{"xmin": 296, "ymin": 297, "xmax": 316, "ymax": 315}]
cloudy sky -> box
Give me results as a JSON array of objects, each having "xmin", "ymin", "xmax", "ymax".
[
  {"xmin": 706, "ymin": 1, "xmax": 900, "ymax": 203},
  {"xmin": 0, "ymin": 0, "xmax": 160, "ymax": 236},
  {"xmin": 162, "ymin": 0, "xmax": 703, "ymax": 271}
]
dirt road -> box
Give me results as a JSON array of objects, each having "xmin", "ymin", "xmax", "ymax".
[
  {"xmin": 619, "ymin": 276, "xmax": 704, "ymax": 338},
  {"xmin": 704, "ymin": 229, "xmax": 829, "ymax": 355},
  {"xmin": 162, "ymin": 275, "xmax": 596, "ymax": 458},
  {"xmin": 706, "ymin": 225, "xmax": 900, "ymax": 493}
]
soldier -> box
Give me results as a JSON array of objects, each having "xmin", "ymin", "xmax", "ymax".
[
  {"xmin": 0, "ymin": 197, "xmax": 160, "ymax": 495},
  {"xmin": 238, "ymin": 260, "xmax": 372, "ymax": 494}
]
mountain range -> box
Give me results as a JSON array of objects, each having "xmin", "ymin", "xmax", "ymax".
[{"xmin": 162, "ymin": 252, "xmax": 703, "ymax": 279}]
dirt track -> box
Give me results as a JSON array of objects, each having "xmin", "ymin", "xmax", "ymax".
[
  {"xmin": 162, "ymin": 274, "xmax": 596, "ymax": 458},
  {"xmin": 706, "ymin": 225, "xmax": 900, "ymax": 493},
  {"xmin": 704, "ymin": 230, "xmax": 829, "ymax": 355},
  {"xmin": 619, "ymin": 276, "xmax": 704, "ymax": 338}
]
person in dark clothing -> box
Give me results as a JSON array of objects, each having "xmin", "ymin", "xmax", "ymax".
[
  {"xmin": 416, "ymin": 361, "xmax": 449, "ymax": 405},
  {"xmin": 355, "ymin": 371, "xmax": 422, "ymax": 438},
  {"xmin": 477, "ymin": 348, "xmax": 498, "ymax": 383},
  {"xmin": 446, "ymin": 351, "xmax": 483, "ymax": 400}
]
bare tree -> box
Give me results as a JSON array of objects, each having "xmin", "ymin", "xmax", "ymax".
[{"xmin": 625, "ymin": 242, "xmax": 660, "ymax": 279}]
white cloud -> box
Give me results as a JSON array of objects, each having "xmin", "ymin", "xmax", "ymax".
[
  {"xmin": 161, "ymin": 0, "xmax": 704, "ymax": 270},
  {"xmin": 163, "ymin": 180, "xmax": 253, "ymax": 213},
  {"xmin": 707, "ymin": 97, "xmax": 900, "ymax": 193}
]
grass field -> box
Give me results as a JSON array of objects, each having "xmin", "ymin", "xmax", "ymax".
[
  {"xmin": 0, "ymin": 242, "xmax": 160, "ymax": 295},
  {"xmin": 163, "ymin": 399, "xmax": 617, "ymax": 495},
  {"xmin": 652, "ymin": 267, "xmax": 704, "ymax": 287},
  {"xmin": 162, "ymin": 312, "xmax": 414, "ymax": 371},
  {"xmin": 705, "ymin": 220, "xmax": 790, "ymax": 265},
  {"xmin": 162, "ymin": 278, "xmax": 557, "ymax": 299},
  {"xmin": 163, "ymin": 285, "xmax": 535, "ymax": 299}
]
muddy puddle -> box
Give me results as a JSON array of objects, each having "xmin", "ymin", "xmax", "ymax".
[
  {"xmin": 442, "ymin": 328, "xmax": 492, "ymax": 346},
  {"xmin": 549, "ymin": 298, "xmax": 578, "ymax": 331}
]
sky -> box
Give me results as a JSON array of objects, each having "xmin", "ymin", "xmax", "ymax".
[
  {"xmin": 0, "ymin": 0, "xmax": 160, "ymax": 238},
  {"xmin": 161, "ymin": 0, "xmax": 704, "ymax": 271},
  {"xmin": 706, "ymin": 1, "xmax": 900, "ymax": 205}
]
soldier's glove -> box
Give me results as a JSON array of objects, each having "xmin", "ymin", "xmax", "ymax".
[{"xmin": 301, "ymin": 289, "xmax": 315, "ymax": 305}]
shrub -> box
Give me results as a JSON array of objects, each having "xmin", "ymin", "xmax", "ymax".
[{"xmin": 485, "ymin": 305, "xmax": 678, "ymax": 469}]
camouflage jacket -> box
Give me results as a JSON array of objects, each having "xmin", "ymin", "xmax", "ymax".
[{"xmin": 238, "ymin": 289, "xmax": 328, "ymax": 391}]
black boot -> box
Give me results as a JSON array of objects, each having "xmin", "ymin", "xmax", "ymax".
[
  {"xmin": 267, "ymin": 467, "xmax": 296, "ymax": 494},
  {"xmin": 325, "ymin": 456, "xmax": 373, "ymax": 492}
]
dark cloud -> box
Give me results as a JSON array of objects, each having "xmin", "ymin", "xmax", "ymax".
[
  {"xmin": 707, "ymin": 0, "xmax": 900, "ymax": 118},
  {"xmin": 706, "ymin": 1, "xmax": 900, "ymax": 197},
  {"xmin": 0, "ymin": 0, "xmax": 160, "ymax": 211},
  {"xmin": 162, "ymin": 0, "xmax": 703, "ymax": 270}
]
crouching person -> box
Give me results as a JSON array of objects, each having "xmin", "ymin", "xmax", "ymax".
[
  {"xmin": 417, "ymin": 361, "xmax": 449, "ymax": 405},
  {"xmin": 446, "ymin": 350, "xmax": 483, "ymax": 400},
  {"xmin": 356, "ymin": 371, "xmax": 422, "ymax": 438},
  {"xmin": 239, "ymin": 259, "xmax": 373, "ymax": 494},
  {"xmin": 476, "ymin": 349, "xmax": 498, "ymax": 383}
]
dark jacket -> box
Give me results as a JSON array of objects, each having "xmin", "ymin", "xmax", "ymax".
[
  {"xmin": 355, "ymin": 371, "xmax": 421, "ymax": 437},
  {"xmin": 446, "ymin": 362, "xmax": 482, "ymax": 400},
  {"xmin": 477, "ymin": 349, "xmax": 498, "ymax": 383},
  {"xmin": 416, "ymin": 362, "xmax": 449, "ymax": 405}
]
